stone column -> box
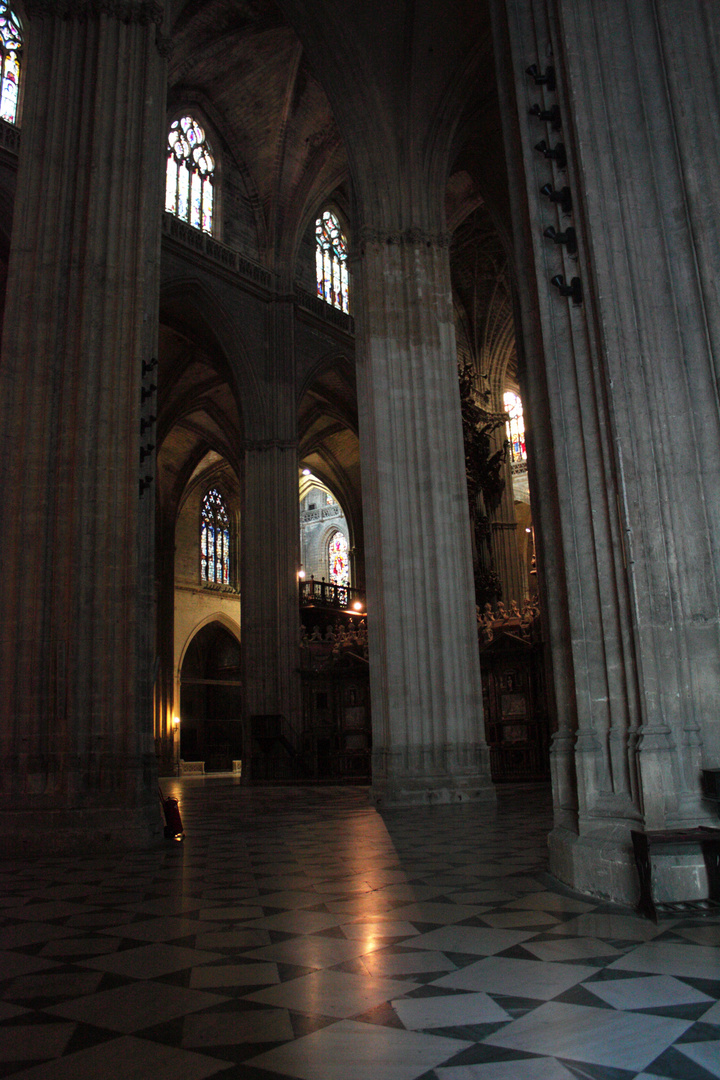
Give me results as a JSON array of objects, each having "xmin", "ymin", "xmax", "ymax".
[
  {"xmin": 488, "ymin": 429, "xmax": 526, "ymax": 605},
  {"xmin": 240, "ymin": 441, "xmax": 302, "ymax": 779},
  {"xmin": 240, "ymin": 296, "xmax": 302, "ymax": 780},
  {"xmin": 356, "ymin": 227, "xmax": 494, "ymax": 807},
  {"xmin": 154, "ymin": 512, "xmax": 176, "ymax": 774},
  {"xmin": 495, "ymin": 0, "xmax": 720, "ymax": 901},
  {"xmin": 0, "ymin": 0, "xmax": 168, "ymax": 851}
]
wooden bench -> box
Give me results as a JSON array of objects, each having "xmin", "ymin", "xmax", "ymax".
[{"xmin": 631, "ymin": 827, "xmax": 720, "ymax": 922}]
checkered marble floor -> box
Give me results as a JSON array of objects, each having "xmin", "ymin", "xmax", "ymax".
[{"xmin": 1, "ymin": 779, "xmax": 719, "ymax": 1080}]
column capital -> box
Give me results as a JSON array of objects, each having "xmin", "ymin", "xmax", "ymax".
[{"xmin": 25, "ymin": 0, "xmax": 164, "ymax": 25}]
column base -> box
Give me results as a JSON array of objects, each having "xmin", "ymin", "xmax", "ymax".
[
  {"xmin": 0, "ymin": 805, "xmax": 163, "ymax": 857},
  {"xmin": 549, "ymin": 823, "xmax": 712, "ymax": 907},
  {"xmin": 370, "ymin": 776, "xmax": 496, "ymax": 808},
  {"xmin": 370, "ymin": 745, "xmax": 495, "ymax": 807},
  {"xmin": 371, "ymin": 760, "xmax": 496, "ymax": 812}
]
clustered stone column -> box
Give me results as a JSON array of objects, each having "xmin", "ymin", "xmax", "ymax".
[
  {"xmin": 355, "ymin": 227, "xmax": 494, "ymax": 807},
  {"xmin": 239, "ymin": 292, "xmax": 304, "ymax": 779},
  {"xmin": 154, "ymin": 513, "xmax": 177, "ymax": 775},
  {"xmin": 488, "ymin": 427, "xmax": 526, "ymax": 605},
  {"xmin": 496, "ymin": 0, "xmax": 720, "ymax": 901},
  {"xmin": 0, "ymin": 0, "xmax": 168, "ymax": 851},
  {"xmin": 240, "ymin": 441, "xmax": 303, "ymax": 779}
]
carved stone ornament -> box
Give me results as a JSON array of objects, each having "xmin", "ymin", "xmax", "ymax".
[
  {"xmin": 355, "ymin": 225, "xmax": 451, "ymax": 256},
  {"xmin": 243, "ymin": 438, "xmax": 298, "ymax": 452},
  {"xmin": 155, "ymin": 33, "xmax": 173, "ymax": 58},
  {"xmin": 25, "ymin": 0, "xmax": 164, "ymax": 25}
]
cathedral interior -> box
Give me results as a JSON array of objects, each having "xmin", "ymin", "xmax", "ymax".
[{"xmin": 0, "ymin": 1, "xmax": 719, "ymax": 1076}]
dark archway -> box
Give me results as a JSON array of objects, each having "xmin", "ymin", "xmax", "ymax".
[{"xmin": 179, "ymin": 622, "xmax": 242, "ymax": 771}]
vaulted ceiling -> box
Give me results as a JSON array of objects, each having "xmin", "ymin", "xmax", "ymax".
[
  {"xmin": 167, "ymin": 0, "xmax": 348, "ymax": 268},
  {"xmin": 157, "ymin": 0, "xmax": 516, "ymax": 533}
]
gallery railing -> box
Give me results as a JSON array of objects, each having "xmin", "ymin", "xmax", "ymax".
[
  {"xmin": 299, "ymin": 577, "xmax": 366, "ymax": 613},
  {"xmin": 0, "ymin": 117, "xmax": 19, "ymax": 156}
]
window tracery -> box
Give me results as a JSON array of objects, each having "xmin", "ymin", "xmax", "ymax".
[
  {"xmin": 316, "ymin": 210, "xmax": 349, "ymax": 312},
  {"xmin": 0, "ymin": 4, "xmax": 22, "ymax": 125},
  {"xmin": 166, "ymin": 115, "xmax": 214, "ymax": 234},
  {"xmin": 200, "ymin": 489, "xmax": 231, "ymax": 585}
]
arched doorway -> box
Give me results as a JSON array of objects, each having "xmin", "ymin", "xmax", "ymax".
[{"xmin": 179, "ymin": 622, "xmax": 242, "ymax": 771}]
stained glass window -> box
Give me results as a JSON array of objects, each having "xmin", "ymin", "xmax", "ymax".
[
  {"xmin": 328, "ymin": 531, "xmax": 349, "ymax": 587},
  {"xmin": 166, "ymin": 115, "xmax": 214, "ymax": 234},
  {"xmin": 504, "ymin": 391, "xmax": 527, "ymax": 465},
  {"xmin": 200, "ymin": 489, "xmax": 231, "ymax": 585},
  {"xmin": 0, "ymin": 4, "xmax": 21, "ymax": 125},
  {"xmin": 316, "ymin": 210, "xmax": 349, "ymax": 313}
]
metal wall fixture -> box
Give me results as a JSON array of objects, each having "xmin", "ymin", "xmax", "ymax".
[
  {"xmin": 527, "ymin": 56, "xmax": 583, "ymax": 306},
  {"xmin": 139, "ymin": 356, "xmax": 158, "ymax": 497},
  {"xmin": 526, "ymin": 63, "xmax": 556, "ymax": 91},
  {"xmin": 550, "ymin": 274, "xmax": 583, "ymax": 305},
  {"xmin": 528, "ymin": 103, "xmax": 561, "ymax": 131},
  {"xmin": 543, "ymin": 225, "xmax": 577, "ymax": 256},
  {"xmin": 534, "ymin": 139, "xmax": 566, "ymax": 169},
  {"xmin": 540, "ymin": 183, "xmax": 572, "ymax": 214}
]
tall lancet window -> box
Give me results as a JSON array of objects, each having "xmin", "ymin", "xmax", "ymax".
[
  {"xmin": 0, "ymin": 4, "xmax": 22, "ymax": 125},
  {"xmin": 328, "ymin": 531, "xmax": 350, "ymax": 587},
  {"xmin": 200, "ymin": 489, "xmax": 231, "ymax": 585},
  {"xmin": 166, "ymin": 115, "xmax": 215, "ymax": 234},
  {"xmin": 316, "ymin": 210, "xmax": 349, "ymax": 313},
  {"xmin": 504, "ymin": 390, "xmax": 527, "ymax": 466}
]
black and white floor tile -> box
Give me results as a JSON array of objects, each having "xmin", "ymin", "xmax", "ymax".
[{"xmin": 0, "ymin": 780, "xmax": 718, "ymax": 1079}]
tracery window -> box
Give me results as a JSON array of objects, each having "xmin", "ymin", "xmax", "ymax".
[
  {"xmin": 316, "ymin": 210, "xmax": 349, "ymax": 313},
  {"xmin": 200, "ymin": 489, "xmax": 231, "ymax": 585},
  {"xmin": 166, "ymin": 115, "xmax": 214, "ymax": 234},
  {"xmin": 328, "ymin": 531, "xmax": 350, "ymax": 587},
  {"xmin": 504, "ymin": 390, "xmax": 527, "ymax": 466},
  {"xmin": 0, "ymin": 4, "xmax": 22, "ymax": 125}
]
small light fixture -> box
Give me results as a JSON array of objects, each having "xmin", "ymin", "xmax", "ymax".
[
  {"xmin": 525, "ymin": 527, "xmax": 532, "ymax": 534},
  {"xmin": 302, "ymin": 468, "xmax": 311, "ymax": 475},
  {"xmin": 526, "ymin": 63, "xmax": 556, "ymax": 91},
  {"xmin": 543, "ymin": 225, "xmax": 577, "ymax": 256},
  {"xmin": 352, "ymin": 601, "xmax": 363, "ymax": 612},
  {"xmin": 528, "ymin": 103, "xmax": 561, "ymax": 130},
  {"xmin": 535, "ymin": 140, "xmax": 567, "ymax": 169},
  {"xmin": 551, "ymin": 274, "xmax": 583, "ymax": 305},
  {"xmin": 173, "ymin": 716, "xmax": 180, "ymax": 727},
  {"xmin": 540, "ymin": 183, "xmax": 572, "ymax": 214},
  {"xmin": 298, "ymin": 568, "xmax": 306, "ymax": 579}
]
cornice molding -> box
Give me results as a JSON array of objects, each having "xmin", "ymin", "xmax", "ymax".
[
  {"xmin": 243, "ymin": 439, "xmax": 298, "ymax": 453},
  {"xmin": 25, "ymin": 0, "xmax": 164, "ymax": 26},
  {"xmin": 355, "ymin": 226, "xmax": 451, "ymax": 256}
]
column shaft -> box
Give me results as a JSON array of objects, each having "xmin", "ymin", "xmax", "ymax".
[
  {"xmin": 496, "ymin": 0, "xmax": 720, "ymax": 900},
  {"xmin": 0, "ymin": 2, "xmax": 167, "ymax": 850},
  {"xmin": 489, "ymin": 433, "xmax": 526, "ymax": 605},
  {"xmin": 356, "ymin": 229, "xmax": 493, "ymax": 807},
  {"xmin": 241, "ymin": 443, "xmax": 302, "ymax": 779}
]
